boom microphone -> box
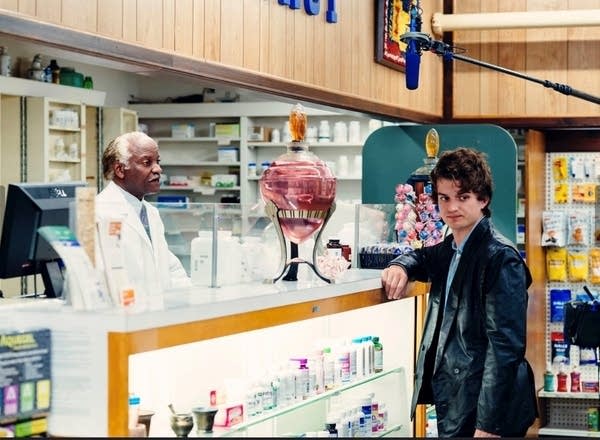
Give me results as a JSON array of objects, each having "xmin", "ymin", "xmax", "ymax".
[{"xmin": 404, "ymin": 4, "xmax": 422, "ymax": 90}]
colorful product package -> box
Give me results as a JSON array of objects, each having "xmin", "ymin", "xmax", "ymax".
[
  {"xmin": 572, "ymin": 183, "xmax": 596, "ymax": 204},
  {"xmin": 546, "ymin": 247, "xmax": 568, "ymax": 282},
  {"xmin": 568, "ymin": 210, "xmax": 590, "ymax": 246},
  {"xmin": 554, "ymin": 183, "xmax": 569, "ymax": 204},
  {"xmin": 542, "ymin": 211, "xmax": 567, "ymax": 247},
  {"xmin": 569, "ymin": 156, "xmax": 585, "ymax": 180},
  {"xmin": 550, "ymin": 289, "xmax": 572, "ymax": 322},
  {"xmin": 553, "ymin": 156, "xmax": 568, "ymax": 181},
  {"xmin": 568, "ymin": 250, "xmax": 589, "ymax": 282},
  {"xmin": 551, "ymin": 332, "xmax": 570, "ymax": 366},
  {"xmin": 589, "ymin": 248, "xmax": 600, "ymax": 284}
]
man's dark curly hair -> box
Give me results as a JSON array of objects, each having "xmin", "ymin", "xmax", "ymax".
[{"xmin": 430, "ymin": 147, "xmax": 493, "ymax": 217}]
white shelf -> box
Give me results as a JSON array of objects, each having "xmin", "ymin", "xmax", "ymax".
[
  {"xmin": 538, "ymin": 427, "xmax": 600, "ymax": 437},
  {"xmin": 49, "ymin": 158, "xmax": 81, "ymax": 164},
  {"xmin": 247, "ymin": 176, "xmax": 360, "ymax": 181},
  {"xmin": 247, "ymin": 141, "xmax": 363, "ymax": 148},
  {"xmin": 129, "ymin": 101, "xmax": 342, "ymax": 118},
  {"xmin": 160, "ymin": 185, "xmax": 240, "ymax": 193},
  {"xmin": 160, "ymin": 161, "xmax": 240, "ymax": 166},
  {"xmin": 0, "ymin": 75, "xmax": 106, "ymax": 106},
  {"xmin": 538, "ymin": 390, "xmax": 599, "ymax": 399},
  {"xmin": 156, "ymin": 136, "xmax": 241, "ymax": 143},
  {"xmin": 48, "ymin": 125, "xmax": 81, "ymax": 132},
  {"xmin": 204, "ymin": 367, "xmax": 406, "ymax": 438}
]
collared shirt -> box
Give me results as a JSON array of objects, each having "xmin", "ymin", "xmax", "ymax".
[
  {"xmin": 113, "ymin": 183, "xmax": 144, "ymax": 218},
  {"xmin": 444, "ymin": 216, "xmax": 485, "ymax": 309}
]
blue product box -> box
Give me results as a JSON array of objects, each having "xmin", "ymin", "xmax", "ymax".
[
  {"xmin": 156, "ymin": 195, "xmax": 189, "ymax": 209},
  {"xmin": 550, "ymin": 289, "xmax": 572, "ymax": 322}
]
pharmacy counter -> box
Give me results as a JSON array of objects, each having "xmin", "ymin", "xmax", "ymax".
[{"xmin": 5, "ymin": 270, "xmax": 428, "ymax": 436}]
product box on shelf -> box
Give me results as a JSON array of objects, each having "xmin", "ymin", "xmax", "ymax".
[
  {"xmin": 218, "ymin": 147, "xmax": 239, "ymax": 163},
  {"xmin": 156, "ymin": 195, "xmax": 189, "ymax": 208},
  {"xmin": 215, "ymin": 123, "xmax": 240, "ymax": 138},
  {"xmin": 0, "ymin": 328, "xmax": 52, "ymax": 426},
  {"xmin": 247, "ymin": 126, "xmax": 272, "ymax": 142},
  {"xmin": 171, "ymin": 124, "xmax": 195, "ymax": 138},
  {"xmin": 211, "ymin": 174, "xmax": 237, "ymax": 188}
]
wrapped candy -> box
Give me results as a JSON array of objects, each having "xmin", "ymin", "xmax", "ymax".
[{"xmin": 394, "ymin": 182, "xmax": 444, "ymax": 249}]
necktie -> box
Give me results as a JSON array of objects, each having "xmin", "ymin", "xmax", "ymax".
[{"xmin": 140, "ymin": 204, "xmax": 152, "ymax": 242}]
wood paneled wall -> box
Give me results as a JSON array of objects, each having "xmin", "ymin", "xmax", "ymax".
[
  {"xmin": 452, "ymin": 0, "xmax": 600, "ymax": 119},
  {"xmin": 0, "ymin": 0, "xmax": 444, "ymax": 120}
]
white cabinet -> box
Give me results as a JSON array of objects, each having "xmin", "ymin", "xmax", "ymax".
[
  {"xmin": 102, "ymin": 106, "xmax": 138, "ymax": 142},
  {"xmin": 130, "ymin": 102, "xmax": 376, "ymax": 208},
  {"xmin": 26, "ymin": 97, "xmax": 86, "ymax": 183}
]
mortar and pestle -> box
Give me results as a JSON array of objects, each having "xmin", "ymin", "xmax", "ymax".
[
  {"xmin": 192, "ymin": 406, "xmax": 219, "ymax": 434},
  {"xmin": 168, "ymin": 404, "xmax": 194, "ymax": 438}
]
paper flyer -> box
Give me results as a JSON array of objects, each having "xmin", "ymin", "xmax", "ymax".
[
  {"xmin": 95, "ymin": 217, "xmax": 139, "ymax": 309},
  {"xmin": 37, "ymin": 226, "xmax": 112, "ymax": 311}
]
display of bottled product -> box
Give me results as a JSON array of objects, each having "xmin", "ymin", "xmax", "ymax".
[{"xmin": 239, "ymin": 335, "xmax": 384, "ymax": 424}]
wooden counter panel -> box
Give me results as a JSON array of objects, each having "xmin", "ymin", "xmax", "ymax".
[{"xmin": 106, "ymin": 281, "xmax": 429, "ymax": 436}]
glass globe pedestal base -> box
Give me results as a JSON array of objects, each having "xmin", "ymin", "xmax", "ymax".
[{"xmin": 263, "ymin": 200, "xmax": 336, "ymax": 284}]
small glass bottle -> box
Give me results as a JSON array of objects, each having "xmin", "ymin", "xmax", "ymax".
[
  {"xmin": 373, "ymin": 336, "xmax": 384, "ymax": 373},
  {"xmin": 28, "ymin": 54, "xmax": 45, "ymax": 81},
  {"xmin": 0, "ymin": 46, "xmax": 12, "ymax": 77},
  {"xmin": 325, "ymin": 417, "xmax": 338, "ymax": 437},
  {"xmin": 248, "ymin": 162, "xmax": 257, "ymax": 178},
  {"xmin": 83, "ymin": 76, "xmax": 94, "ymax": 89},
  {"xmin": 48, "ymin": 59, "xmax": 60, "ymax": 84},
  {"xmin": 326, "ymin": 239, "xmax": 343, "ymax": 257}
]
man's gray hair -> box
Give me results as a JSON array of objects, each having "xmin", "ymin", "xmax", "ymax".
[{"xmin": 102, "ymin": 131, "xmax": 153, "ymax": 180}]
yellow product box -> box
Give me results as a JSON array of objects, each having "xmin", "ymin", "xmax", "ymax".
[{"xmin": 215, "ymin": 123, "xmax": 240, "ymax": 138}]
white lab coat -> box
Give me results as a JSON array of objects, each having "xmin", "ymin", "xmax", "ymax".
[{"xmin": 95, "ymin": 182, "xmax": 190, "ymax": 306}]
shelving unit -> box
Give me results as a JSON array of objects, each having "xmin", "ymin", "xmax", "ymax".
[
  {"xmin": 206, "ymin": 367, "xmax": 407, "ymax": 437},
  {"xmin": 130, "ymin": 102, "xmax": 375, "ymax": 212},
  {"xmin": 538, "ymin": 391, "xmax": 600, "ymax": 437},
  {"xmin": 525, "ymin": 130, "xmax": 600, "ymax": 438},
  {"xmin": 25, "ymin": 97, "xmax": 86, "ymax": 182}
]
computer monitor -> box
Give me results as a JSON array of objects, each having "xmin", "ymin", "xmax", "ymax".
[{"xmin": 0, "ymin": 181, "xmax": 87, "ymax": 298}]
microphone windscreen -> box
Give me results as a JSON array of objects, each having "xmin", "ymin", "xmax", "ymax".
[{"xmin": 405, "ymin": 48, "xmax": 421, "ymax": 90}]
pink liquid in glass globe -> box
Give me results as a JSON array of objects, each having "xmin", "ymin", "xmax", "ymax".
[{"xmin": 260, "ymin": 144, "xmax": 336, "ymax": 244}]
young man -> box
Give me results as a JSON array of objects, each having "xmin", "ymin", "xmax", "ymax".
[
  {"xmin": 96, "ymin": 131, "xmax": 190, "ymax": 305},
  {"xmin": 381, "ymin": 147, "xmax": 537, "ymax": 437}
]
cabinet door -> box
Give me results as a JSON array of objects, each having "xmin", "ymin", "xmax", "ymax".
[{"xmin": 26, "ymin": 97, "xmax": 86, "ymax": 183}]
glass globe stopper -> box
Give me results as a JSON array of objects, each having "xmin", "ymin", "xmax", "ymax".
[{"xmin": 259, "ymin": 104, "xmax": 337, "ymax": 284}]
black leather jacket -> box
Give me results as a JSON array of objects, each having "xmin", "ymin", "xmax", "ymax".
[{"xmin": 390, "ymin": 217, "xmax": 537, "ymax": 437}]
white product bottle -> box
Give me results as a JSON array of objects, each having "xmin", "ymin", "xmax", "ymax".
[
  {"xmin": 363, "ymin": 336, "xmax": 374, "ymax": 376},
  {"xmin": 318, "ymin": 120, "xmax": 331, "ymax": 142},
  {"xmin": 0, "ymin": 46, "xmax": 11, "ymax": 76},
  {"xmin": 352, "ymin": 337, "xmax": 365, "ymax": 379},
  {"xmin": 128, "ymin": 394, "xmax": 140, "ymax": 430},
  {"xmin": 216, "ymin": 230, "xmax": 241, "ymax": 286},
  {"xmin": 348, "ymin": 121, "xmax": 361, "ymax": 143},
  {"xmin": 190, "ymin": 230, "xmax": 213, "ymax": 286},
  {"xmin": 271, "ymin": 128, "xmax": 281, "ymax": 143},
  {"xmin": 360, "ymin": 396, "xmax": 373, "ymax": 436}
]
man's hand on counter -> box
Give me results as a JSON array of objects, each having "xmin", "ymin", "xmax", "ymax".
[{"xmin": 381, "ymin": 265, "xmax": 410, "ymax": 300}]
